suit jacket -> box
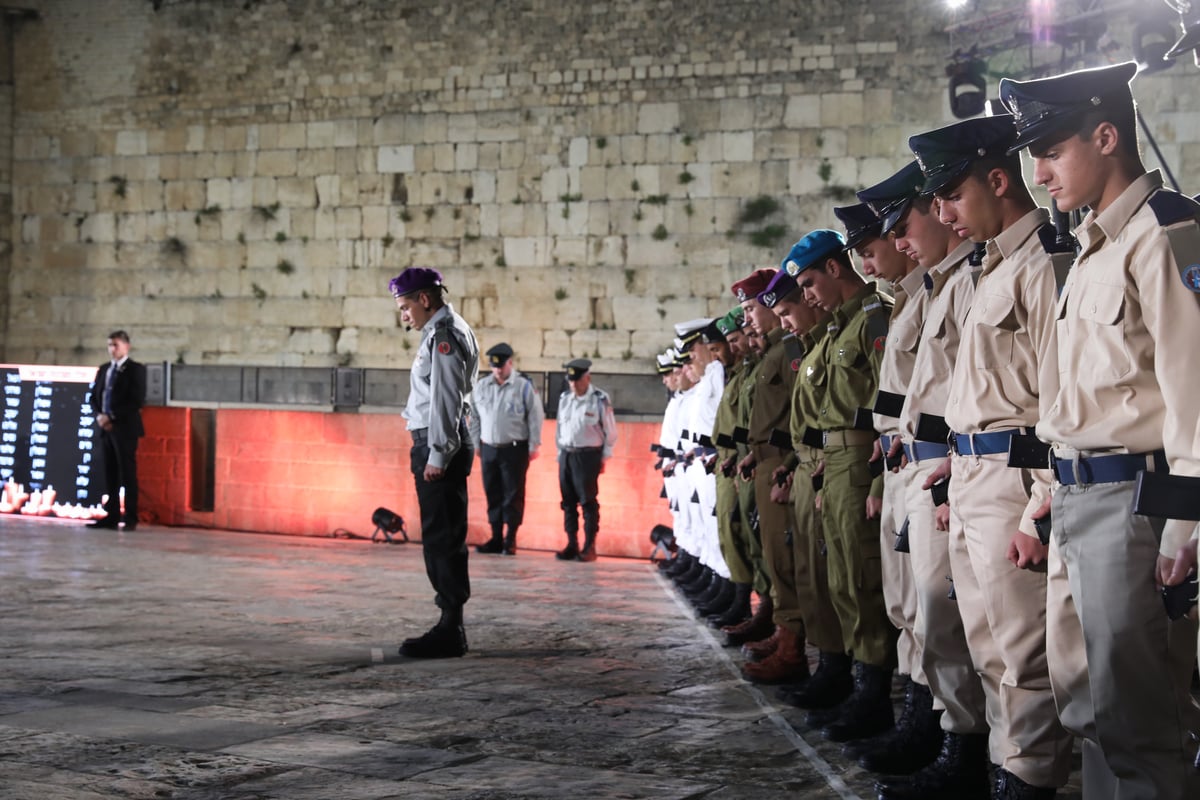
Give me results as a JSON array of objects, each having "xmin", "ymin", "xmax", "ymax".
[{"xmin": 90, "ymin": 359, "xmax": 147, "ymax": 438}]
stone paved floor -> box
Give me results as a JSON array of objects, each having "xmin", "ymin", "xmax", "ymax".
[{"xmin": 0, "ymin": 517, "xmax": 1100, "ymax": 799}]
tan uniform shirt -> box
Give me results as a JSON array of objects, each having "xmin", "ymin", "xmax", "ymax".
[
  {"xmin": 946, "ymin": 208, "xmax": 1057, "ymax": 539},
  {"xmin": 900, "ymin": 240, "xmax": 976, "ymax": 442},
  {"xmin": 1037, "ymin": 171, "xmax": 1200, "ymax": 555},
  {"xmin": 874, "ymin": 265, "xmax": 931, "ymax": 436}
]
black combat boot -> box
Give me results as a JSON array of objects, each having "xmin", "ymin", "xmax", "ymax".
[
  {"xmin": 697, "ymin": 576, "xmax": 737, "ymax": 617},
  {"xmin": 722, "ymin": 594, "xmax": 774, "ymax": 646},
  {"xmin": 709, "ymin": 582, "xmax": 752, "ymax": 628},
  {"xmin": 502, "ymin": 524, "xmax": 518, "ymax": 555},
  {"xmin": 820, "ymin": 661, "xmax": 894, "ymax": 742},
  {"xmin": 688, "ymin": 572, "xmax": 725, "ymax": 606},
  {"xmin": 663, "ymin": 551, "xmax": 695, "ymax": 577},
  {"xmin": 853, "ymin": 680, "xmax": 943, "ymax": 775},
  {"xmin": 475, "ymin": 523, "xmax": 505, "ymax": 554},
  {"xmin": 399, "ymin": 607, "xmax": 468, "ymax": 659},
  {"xmin": 993, "ymin": 768, "xmax": 1057, "ymax": 799},
  {"xmin": 874, "ymin": 731, "xmax": 990, "ymax": 799},
  {"xmin": 779, "ymin": 650, "xmax": 853, "ymax": 710}
]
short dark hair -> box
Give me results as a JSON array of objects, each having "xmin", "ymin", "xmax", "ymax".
[
  {"xmin": 967, "ymin": 151, "xmax": 1024, "ymax": 186},
  {"xmin": 107, "ymin": 330, "xmax": 130, "ymax": 343},
  {"xmin": 1077, "ymin": 105, "xmax": 1140, "ymax": 160},
  {"xmin": 811, "ymin": 250, "xmax": 854, "ymax": 273}
]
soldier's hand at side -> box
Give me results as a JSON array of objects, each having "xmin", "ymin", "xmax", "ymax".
[
  {"xmin": 922, "ymin": 458, "xmax": 952, "ymax": 490},
  {"xmin": 769, "ymin": 483, "xmax": 790, "ymax": 505},
  {"xmin": 1007, "ymin": 532, "xmax": 1047, "ymax": 570},
  {"xmin": 888, "ymin": 436, "xmax": 906, "ymax": 471},
  {"xmin": 934, "ymin": 502, "xmax": 950, "ymax": 531},
  {"xmin": 1158, "ymin": 538, "xmax": 1198, "ymax": 589},
  {"xmin": 869, "ymin": 438, "xmax": 882, "ymax": 464},
  {"xmin": 529, "ymin": 448, "xmax": 539, "ymax": 461},
  {"xmin": 424, "ymin": 464, "xmax": 445, "ymax": 481},
  {"xmin": 736, "ymin": 454, "xmax": 756, "ymax": 482},
  {"xmin": 865, "ymin": 495, "xmax": 882, "ymax": 520},
  {"xmin": 599, "ymin": 460, "xmax": 607, "ymax": 475},
  {"xmin": 812, "ymin": 459, "xmax": 825, "ymax": 477},
  {"xmin": 771, "ymin": 464, "xmax": 790, "ymax": 486}
]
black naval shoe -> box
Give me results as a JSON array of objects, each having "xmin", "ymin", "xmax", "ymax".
[
  {"xmin": 555, "ymin": 543, "xmax": 580, "ymax": 560},
  {"xmin": 578, "ymin": 545, "xmax": 598, "ymax": 562},
  {"xmin": 502, "ymin": 545, "xmax": 517, "ymax": 556},
  {"xmin": 475, "ymin": 539, "xmax": 504, "ymax": 554},
  {"xmin": 87, "ymin": 519, "xmax": 119, "ymax": 529},
  {"xmin": 399, "ymin": 622, "xmax": 468, "ymax": 659}
]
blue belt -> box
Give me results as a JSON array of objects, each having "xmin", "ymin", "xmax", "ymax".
[
  {"xmin": 904, "ymin": 441, "xmax": 949, "ymax": 462},
  {"xmin": 952, "ymin": 428, "xmax": 1032, "ymax": 456},
  {"xmin": 1053, "ymin": 450, "xmax": 1167, "ymax": 487},
  {"xmin": 880, "ymin": 434, "xmax": 895, "ymax": 453}
]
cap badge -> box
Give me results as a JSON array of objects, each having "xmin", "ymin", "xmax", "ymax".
[
  {"xmin": 785, "ymin": 260, "xmax": 801, "ymax": 276},
  {"xmin": 761, "ymin": 291, "xmax": 777, "ymax": 306},
  {"xmin": 736, "ymin": 288, "xmax": 747, "ymax": 301}
]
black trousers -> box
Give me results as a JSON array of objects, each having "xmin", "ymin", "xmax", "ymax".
[
  {"xmin": 99, "ymin": 429, "xmax": 139, "ymax": 524},
  {"xmin": 558, "ymin": 448, "xmax": 603, "ymax": 547},
  {"xmin": 411, "ymin": 442, "xmax": 473, "ymax": 611},
  {"xmin": 480, "ymin": 441, "xmax": 530, "ymax": 533}
]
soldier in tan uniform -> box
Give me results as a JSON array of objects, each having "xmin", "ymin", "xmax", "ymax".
[
  {"xmin": 915, "ymin": 116, "xmax": 1074, "ymax": 799},
  {"xmin": 790, "ymin": 230, "xmax": 897, "ymax": 743},
  {"xmin": 730, "ymin": 269, "xmax": 808, "ymax": 684},
  {"xmin": 1002, "ymin": 61, "xmax": 1200, "ymax": 800},
  {"xmin": 864, "ymin": 164, "xmax": 992, "ymax": 800}
]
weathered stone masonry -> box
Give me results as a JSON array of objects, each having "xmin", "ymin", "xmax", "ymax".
[{"xmin": 1, "ymin": 0, "xmax": 1197, "ymax": 373}]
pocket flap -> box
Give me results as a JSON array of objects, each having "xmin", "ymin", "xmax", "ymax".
[{"xmin": 1078, "ymin": 281, "xmax": 1124, "ymax": 325}]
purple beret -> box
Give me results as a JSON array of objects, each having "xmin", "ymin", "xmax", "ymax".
[
  {"xmin": 388, "ymin": 267, "xmax": 444, "ymax": 298},
  {"xmin": 756, "ymin": 269, "xmax": 799, "ymax": 309}
]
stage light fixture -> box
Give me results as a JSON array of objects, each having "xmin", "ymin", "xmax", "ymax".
[
  {"xmin": 1134, "ymin": 19, "xmax": 1178, "ymax": 73},
  {"xmin": 371, "ymin": 506, "xmax": 409, "ymax": 544},
  {"xmin": 1166, "ymin": 2, "xmax": 1200, "ymax": 68},
  {"xmin": 947, "ymin": 52, "xmax": 988, "ymax": 119}
]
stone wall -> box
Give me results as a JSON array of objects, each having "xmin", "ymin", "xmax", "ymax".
[{"xmin": 2, "ymin": 0, "xmax": 1198, "ymax": 371}]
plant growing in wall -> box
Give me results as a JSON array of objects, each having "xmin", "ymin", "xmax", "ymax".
[
  {"xmin": 652, "ymin": 224, "xmax": 669, "ymax": 241},
  {"xmin": 554, "ymin": 288, "xmax": 568, "ymax": 301},
  {"xmin": 277, "ymin": 259, "xmax": 295, "ymax": 275},
  {"xmin": 162, "ymin": 236, "xmax": 187, "ymax": 262},
  {"xmin": 732, "ymin": 195, "xmax": 789, "ymax": 250},
  {"xmin": 195, "ymin": 205, "xmax": 221, "ymax": 225},
  {"xmin": 253, "ymin": 202, "xmax": 280, "ymax": 221},
  {"xmin": 251, "ymin": 283, "xmax": 267, "ymax": 304},
  {"xmin": 275, "ymin": 231, "xmax": 287, "ymax": 242},
  {"xmin": 382, "ymin": 234, "xmax": 395, "ymax": 249},
  {"xmin": 109, "ymin": 175, "xmax": 128, "ymax": 199}
]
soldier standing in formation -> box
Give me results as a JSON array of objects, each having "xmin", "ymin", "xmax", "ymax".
[{"xmin": 470, "ymin": 343, "xmax": 544, "ymax": 556}]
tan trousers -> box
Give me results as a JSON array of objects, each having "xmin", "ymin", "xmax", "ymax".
[
  {"xmin": 949, "ymin": 453, "xmax": 1072, "ymax": 788},
  {"xmin": 904, "ymin": 456, "xmax": 987, "ymax": 735},
  {"xmin": 792, "ymin": 453, "xmax": 844, "ymax": 653},
  {"xmin": 753, "ymin": 454, "xmax": 803, "ymax": 635},
  {"xmin": 1047, "ymin": 480, "xmax": 1200, "ymax": 800},
  {"xmin": 881, "ymin": 464, "xmax": 920, "ymax": 681}
]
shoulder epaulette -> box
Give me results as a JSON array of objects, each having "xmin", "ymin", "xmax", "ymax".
[
  {"xmin": 1148, "ymin": 190, "xmax": 1200, "ymax": 227},
  {"xmin": 1036, "ymin": 221, "xmax": 1078, "ymax": 295},
  {"xmin": 863, "ymin": 292, "xmax": 891, "ymax": 343}
]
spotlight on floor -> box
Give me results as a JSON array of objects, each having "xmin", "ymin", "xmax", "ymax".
[{"xmin": 371, "ymin": 507, "xmax": 409, "ymax": 544}]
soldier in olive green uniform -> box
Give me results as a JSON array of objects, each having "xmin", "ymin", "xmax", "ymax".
[
  {"xmin": 710, "ymin": 308, "xmax": 758, "ymax": 627},
  {"xmin": 731, "ymin": 268, "xmax": 808, "ymax": 684},
  {"xmin": 792, "ymin": 230, "xmax": 897, "ymax": 743}
]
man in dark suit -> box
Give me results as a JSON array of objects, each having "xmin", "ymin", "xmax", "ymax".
[{"xmin": 88, "ymin": 330, "xmax": 146, "ymax": 530}]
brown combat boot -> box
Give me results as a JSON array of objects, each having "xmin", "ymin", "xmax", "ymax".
[
  {"xmin": 742, "ymin": 625, "xmax": 783, "ymax": 661},
  {"xmin": 741, "ymin": 627, "xmax": 811, "ymax": 684}
]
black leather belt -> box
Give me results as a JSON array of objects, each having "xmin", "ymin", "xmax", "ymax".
[{"xmin": 484, "ymin": 440, "xmax": 528, "ymax": 449}]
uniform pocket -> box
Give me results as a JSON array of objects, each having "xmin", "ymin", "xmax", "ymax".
[
  {"xmin": 1077, "ymin": 281, "xmax": 1130, "ymax": 378},
  {"xmin": 971, "ymin": 293, "xmax": 1018, "ymax": 370}
]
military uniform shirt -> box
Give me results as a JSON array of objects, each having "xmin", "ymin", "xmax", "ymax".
[
  {"xmin": 714, "ymin": 359, "xmax": 748, "ymax": 458},
  {"xmin": 470, "ymin": 368, "xmax": 544, "ymax": 450},
  {"xmin": 403, "ymin": 303, "xmax": 480, "ymax": 469},
  {"xmin": 946, "ymin": 209, "xmax": 1057, "ymax": 538},
  {"xmin": 556, "ymin": 384, "xmax": 617, "ymax": 458},
  {"xmin": 1036, "ymin": 171, "xmax": 1200, "ymax": 555},
  {"xmin": 791, "ymin": 322, "xmax": 830, "ymax": 464},
  {"xmin": 898, "ymin": 241, "xmax": 975, "ymax": 443},
  {"xmin": 874, "ymin": 266, "xmax": 931, "ymax": 436},
  {"xmin": 747, "ymin": 328, "xmax": 796, "ymax": 448},
  {"xmin": 817, "ymin": 281, "xmax": 893, "ymax": 430}
]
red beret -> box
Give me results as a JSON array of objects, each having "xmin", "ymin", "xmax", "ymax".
[{"xmin": 731, "ymin": 268, "xmax": 777, "ymax": 303}]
